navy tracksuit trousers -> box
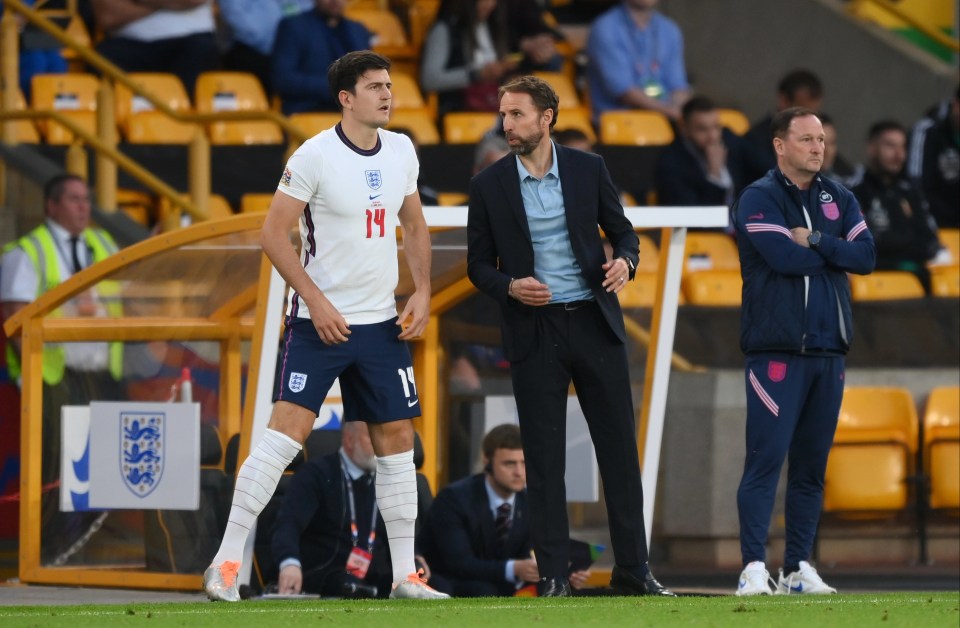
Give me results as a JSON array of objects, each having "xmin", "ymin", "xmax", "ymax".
[{"xmin": 737, "ymin": 352, "xmax": 845, "ymax": 567}]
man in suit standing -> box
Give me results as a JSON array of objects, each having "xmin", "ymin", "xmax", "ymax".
[
  {"xmin": 419, "ymin": 425, "xmax": 591, "ymax": 596},
  {"xmin": 466, "ymin": 75, "xmax": 673, "ymax": 598}
]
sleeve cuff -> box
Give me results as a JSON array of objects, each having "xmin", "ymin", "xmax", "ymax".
[
  {"xmin": 505, "ymin": 560, "xmax": 517, "ymax": 583},
  {"xmin": 279, "ymin": 558, "xmax": 302, "ymax": 571}
]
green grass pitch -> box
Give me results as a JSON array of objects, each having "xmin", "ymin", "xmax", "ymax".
[{"xmin": 0, "ymin": 593, "xmax": 958, "ymax": 627}]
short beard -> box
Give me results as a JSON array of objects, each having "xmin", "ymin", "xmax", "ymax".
[{"xmin": 509, "ymin": 130, "xmax": 544, "ymax": 156}]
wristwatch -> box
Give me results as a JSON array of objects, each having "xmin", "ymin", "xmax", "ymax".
[
  {"xmin": 807, "ymin": 231, "xmax": 822, "ymax": 249},
  {"xmin": 619, "ymin": 256, "xmax": 636, "ymax": 274}
]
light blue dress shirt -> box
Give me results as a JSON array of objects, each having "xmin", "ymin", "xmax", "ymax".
[{"xmin": 516, "ymin": 142, "xmax": 593, "ymax": 303}]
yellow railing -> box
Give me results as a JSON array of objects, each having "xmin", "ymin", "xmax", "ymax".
[
  {"xmin": 0, "ymin": 0, "xmax": 311, "ymax": 223},
  {"xmin": 848, "ymin": 0, "xmax": 960, "ymax": 52}
]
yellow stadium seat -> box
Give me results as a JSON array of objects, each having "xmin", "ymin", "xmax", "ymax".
[
  {"xmin": 387, "ymin": 109, "xmax": 441, "ymax": 145},
  {"xmin": 194, "ymin": 72, "xmax": 282, "ymax": 145},
  {"xmin": 240, "ymin": 193, "xmax": 274, "ymax": 214},
  {"xmin": 158, "ymin": 193, "xmax": 234, "ymax": 229},
  {"xmin": 437, "ymin": 192, "xmax": 468, "ymax": 206},
  {"xmin": 637, "ymin": 233, "xmax": 660, "ymax": 273},
  {"xmin": 930, "ymin": 265, "xmax": 960, "ymax": 298},
  {"xmin": 849, "ymin": 271, "xmax": 925, "ymax": 301},
  {"xmin": 681, "ymin": 269, "xmax": 742, "ymax": 306},
  {"xmin": 937, "ymin": 228, "xmax": 959, "ymax": 263},
  {"xmin": 116, "ymin": 188, "xmax": 155, "ymax": 226},
  {"xmin": 443, "ymin": 112, "xmax": 498, "ymax": 144},
  {"xmin": 115, "ymin": 73, "xmax": 196, "ymax": 144},
  {"xmin": 599, "ymin": 110, "xmax": 674, "ymax": 146},
  {"xmin": 31, "ymin": 73, "xmax": 98, "ymax": 144},
  {"xmin": 823, "ymin": 387, "xmax": 918, "ymax": 515},
  {"xmin": 389, "ymin": 72, "xmax": 426, "ymax": 110},
  {"xmin": 618, "ymin": 272, "xmax": 658, "ymax": 308},
  {"xmin": 553, "ymin": 108, "xmax": 597, "ymax": 144},
  {"xmin": 344, "ymin": 8, "xmax": 409, "ymax": 47},
  {"xmin": 684, "ymin": 231, "xmax": 740, "ymax": 273},
  {"xmin": 533, "ymin": 71, "xmax": 582, "ymax": 109},
  {"xmin": 6, "ymin": 88, "xmax": 40, "ymax": 143},
  {"xmin": 290, "ymin": 112, "xmax": 342, "ymax": 138},
  {"xmin": 924, "ymin": 386, "xmax": 959, "ymax": 511},
  {"xmin": 718, "ymin": 108, "xmax": 750, "ymax": 135},
  {"xmin": 408, "ymin": 0, "xmax": 441, "ymax": 49}
]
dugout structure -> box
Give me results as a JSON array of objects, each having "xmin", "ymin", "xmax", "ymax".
[{"xmin": 5, "ymin": 207, "xmax": 726, "ymax": 590}]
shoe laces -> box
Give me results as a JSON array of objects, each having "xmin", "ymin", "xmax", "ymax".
[
  {"xmin": 743, "ymin": 565, "xmax": 771, "ymax": 588},
  {"xmin": 796, "ymin": 561, "xmax": 827, "ymax": 587},
  {"xmin": 404, "ymin": 568, "xmax": 430, "ymax": 586},
  {"xmin": 219, "ymin": 561, "xmax": 240, "ymax": 588}
]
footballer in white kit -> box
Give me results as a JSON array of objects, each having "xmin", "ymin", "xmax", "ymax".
[
  {"xmin": 279, "ymin": 124, "xmax": 418, "ymax": 325},
  {"xmin": 204, "ymin": 51, "xmax": 446, "ymax": 602}
]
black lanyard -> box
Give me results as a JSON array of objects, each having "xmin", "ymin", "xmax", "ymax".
[{"xmin": 340, "ymin": 456, "xmax": 378, "ymax": 552}]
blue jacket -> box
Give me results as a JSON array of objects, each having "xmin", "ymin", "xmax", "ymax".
[
  {"xmin": 733, "ymin": 169, "xmax": 876, "ymax": 355},
  {"xmin": 271, "ymin": 10, "xmax": 371, "ymax": 115}
]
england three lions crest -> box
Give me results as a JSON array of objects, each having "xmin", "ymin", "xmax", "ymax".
[
  {"xmin": 365, "ymin": 170, "xmax": 382, "ymax": 190},
  {"xmin": 120, "ymin": 412, "xmax": 164, "ymax": 498}
]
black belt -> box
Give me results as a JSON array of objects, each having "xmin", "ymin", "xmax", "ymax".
[{"xmin": 540, "ymin": 300, "xmax": 595, "ymax": 311}]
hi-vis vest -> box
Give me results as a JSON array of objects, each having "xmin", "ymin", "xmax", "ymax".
[{"xmin": 3, "ymin": 223, "xmax": 122, "ymax": 385}]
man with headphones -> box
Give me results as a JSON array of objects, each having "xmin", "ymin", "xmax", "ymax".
[{"xmin": 418, "ymin": 425, "xmax": 590, "ymax": 596}]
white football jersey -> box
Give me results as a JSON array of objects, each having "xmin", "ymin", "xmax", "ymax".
[{"xmin": 277, "ymin": 124, "xmax": 419, "ymax": 324}]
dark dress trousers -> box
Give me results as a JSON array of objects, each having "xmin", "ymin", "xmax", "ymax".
[
  {"xmin": 466, "ymin": 144, "xmax": 649, "ymax": 577},
  {"xmin": 418, "ymin": 474, "xmax": 532, "ymax": 596}
]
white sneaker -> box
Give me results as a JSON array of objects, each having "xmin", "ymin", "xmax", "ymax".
[
  {"xmin": 776, "ymin": 561, "xmax": 837, "ymax": 595},
  {"xmin": 203, "ymin": 561, "xmax": 241, "ymax": 602},
  {"xmin": 735, "ymin": 561, "xmax": 774, "ymax": 596},
  {"xmin": 390, "ymin": 569, "xmax": 450, "ymax": 600}
]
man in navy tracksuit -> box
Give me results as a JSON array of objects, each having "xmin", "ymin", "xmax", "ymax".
[{"xmin": 732, "ymin": 107, "xmax": 875, "ymax": 596}]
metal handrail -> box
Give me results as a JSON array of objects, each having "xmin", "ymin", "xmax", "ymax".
[
  {"xmin": 2, "ymin": 0, "xmax": 310, "ymax": 141},
  {"xmin": 0, "ymin": 109, "xmax": 202, "ymax": 216},
  {"xmin": 848, "ymin": 0, "xmax": 960, "ymax": 53}
]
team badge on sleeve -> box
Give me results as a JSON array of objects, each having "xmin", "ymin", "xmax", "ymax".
[
  {"xmin": 365, "ymin": 170, "xmax": 382, "ymax": 190},
  {"xmin": 280, "ymin": 167, "xmax": 293, "ymax": 186}
]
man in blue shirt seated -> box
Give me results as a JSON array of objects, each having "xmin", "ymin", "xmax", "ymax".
[
  {"xmin": 418, "ymin": 425, "xmax": 590, "ymax": 597},
  {"xmin": 586, "ymin": 0, "xmax": 690, "ymax": 123}
]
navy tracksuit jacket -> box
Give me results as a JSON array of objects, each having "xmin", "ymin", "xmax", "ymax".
[{"xmin": 732, "ymin": 169, "xmax": 875, "ymax": 568}]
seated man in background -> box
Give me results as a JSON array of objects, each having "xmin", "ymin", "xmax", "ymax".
[
  {"xmin": 270, "ymin": 421, "xmax": 433, "ymax": 598},
  {"xmin": 271, "ymin": 0, "xmax": 371, "ymax": 114},
  {"xmin": 654, "ymin": 96, "xmax": 758, "ymax": 213},
  {"xmin": 418, "ymin": 424, "xmax": 590, "ymax": 597},
  {"xmin": 907, "ymin": 86, "xmax": 959, "ymax": 229},
  {"xmin": 586, "ymin": 0, "xmax": 690, "ymax": 123},
  {"xmin": 851, "ymin": 120, "xmax": 945, "ymax": 293},
  {"xmin": 744, "ymin": 69, "xmax": 824, "ymax": 174},
  {"xmin": 90, "ymin": 0, "xmax": 219, "ymax": 99}
]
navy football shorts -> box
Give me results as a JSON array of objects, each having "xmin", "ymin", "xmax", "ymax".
[{"xmin": 273, "ymin": 316, "xmax": 421, "ymax": 423}]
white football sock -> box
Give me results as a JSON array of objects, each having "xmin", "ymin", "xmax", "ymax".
[
  {"xmin": 211, "ymin": 429, "xmax": 301, "ymax": 566},
  {"xmin": 375, "ymin": 449, "xmax": 418, "ymax": 583}
]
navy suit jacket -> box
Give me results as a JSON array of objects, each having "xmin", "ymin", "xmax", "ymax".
[
  {"xmin": 418, "ymin": 474, "xmax": 531, "ymax": 585},
  {"xmin": 466, "ymin": 144, "xmax": 640, "ymax": 362},
  {"xmin": 271, "ymin": 11, "xmax": 371, "ymax": 115}
]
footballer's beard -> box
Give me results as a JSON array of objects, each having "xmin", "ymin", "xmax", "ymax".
[{"xmin": 508, "ymin": 129, "xmax": 544, "ymax": 156}]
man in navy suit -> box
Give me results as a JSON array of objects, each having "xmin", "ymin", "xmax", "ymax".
[
  {"xmin": 466, "ymin": 75, "xmax": 673, "ymax": 598},
  {"xmin": 419, "ymin": 425, "xmax": 590, "ymax": 596}
]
